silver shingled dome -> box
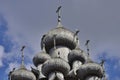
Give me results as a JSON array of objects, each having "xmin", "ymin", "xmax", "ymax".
[
  {"xmin": 41, "ymin": 26, "xmax": 78, "ymax": 53},
  {"xmin": 76, "ymin": 63, "xmax": 104, "ymax": 80},
  {"xmin": 33, "ymin": 51, "xmax": 51, "ymax": 67},
  {"xmin": 42, "ymin": 58, "xmax": 70, "ymax": 77},
  {"xmin": 11, "ymin": 67, "xmax": 36, "ymax": 80},
  {"xmin": 68, "ymin": 48, "xmax": 88, "ymax": 66}
]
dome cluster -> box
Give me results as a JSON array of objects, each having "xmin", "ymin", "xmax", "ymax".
[
  {"xmin": 9, "ymin": 24, "xmax": 105, "ymax": 80},
  {"xmin": 9, "ymin": 6, "xmax": 106, "ymax": 80},
  {"xmin": 32, "ymin": 23, "xmax": 105, "ymax": 80}
]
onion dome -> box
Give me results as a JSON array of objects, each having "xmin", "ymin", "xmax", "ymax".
[
  {"xmin": 11, "ymin": 66, "xmax": 36, "ymax": 80},
  {"xmin": 76, "ymin": 63, "xmax": 104, "ymax": 80},
  {"xmin": 33, "ymin": 52, "xmax": 51, "ymax": 67},
  {"xmin": 41, "ymin": 26, "xmax": 78, "ymax": 53},
  {"xmin": 68, "ymin": 48, "xmax": 88, "ymax": 66},
  {"xmin": 33, "ymin": 43, "xmax": 51, "ymax": 67},
  {"xmin": 11, "ymin": 46, "xmax": 36, "ymax": 80},
  {"xmin": 42, "ymin": 58, "xmax": 70, "ymax": 77},
  {"xmin": 41, "ymin": 6, "xmax": 79, "ymax": 53}
]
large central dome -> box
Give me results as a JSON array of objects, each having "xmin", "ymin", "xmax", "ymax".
[{"xmin": 41, "ymin": 24, "xmax": 78, "ymax": 53}]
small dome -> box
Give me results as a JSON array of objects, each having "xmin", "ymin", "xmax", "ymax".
[
  {"xmin": 33, "ymin": 51, "xmax": 51, "ymax": 67},
  {"xmin": 41, "ymin": 27, "xmax": 78, "ymax": 53},
  {"xmin": 76, "ymin": 63, "xmax": 104, "ymax": 80},
  {"xmin": 11, "ymin": 67, "xmax": 36, "ymax": 80},
  {"xmin": 42, "ymin": 58, "xmax": 70, "ymax": 77},
  {"xmin": 68, "ymin": 48, "xmax": 88, "ymax": 66}
]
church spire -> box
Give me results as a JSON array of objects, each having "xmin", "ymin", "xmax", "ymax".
[
  {"xmin": 85, "ymin": 40, "xmax": 90, "ymax": 56},
  {"xmin": 56, "ymin": 6, "xmax": 62, "ymax": 23},
  {"xmin": 20, "ymin": 45, "xmax": 26, "ymax": 68},
  {"xmin": 56, "ymin": 6, "xmax": 63, "ymax": 27}
]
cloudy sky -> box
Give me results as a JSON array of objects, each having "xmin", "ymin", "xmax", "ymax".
[{"xmin": 0, "ymin": 0, "xmax": 120, "ymax": 80}]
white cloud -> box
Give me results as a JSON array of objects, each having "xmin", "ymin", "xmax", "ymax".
[
  {"xmin": 104, "ymin": 73, "xmax": 109, "ymax": 80},
  {"xmin": 114, "ymin": 60, "xmax": 120, "ymax": 70},
  {"xmin": 5, "ymin": 62, "xmax": 20, "ymax": 74},
  {"xmin": 114, "ymin": 77, "xmax": 120, "ymax": 80},
  {"xmin": 0, "ymin": 45, "xmax": 5, "ymax": 67}
]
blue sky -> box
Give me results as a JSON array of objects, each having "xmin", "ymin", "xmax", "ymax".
[{"xmin": 0, "ymin": 0, "xmax": 120, "ymax": 80}]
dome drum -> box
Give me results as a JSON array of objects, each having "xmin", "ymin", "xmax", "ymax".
[
  {"xmin": 68, "ymin": 49, "xmax": 88, "ymax": 66},
  {"xmin": 48, "ymin": 72, "xmax": 64, "ymax": 80},
  {"xmin": 49, "ymin": 46, "xmax": 70, "ymax": 62}
]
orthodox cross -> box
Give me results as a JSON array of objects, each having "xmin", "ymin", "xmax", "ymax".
[
  {"xmin": 56, "ymin": 6, "xmax": 62, "ymax": 23},
  {"xmin": 21, "ymin": 45, "xmax": 25, "ymax": 66},
  {"xmin": 85, "ymin": 40, "xmax": 90, "ymax": 56}
]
